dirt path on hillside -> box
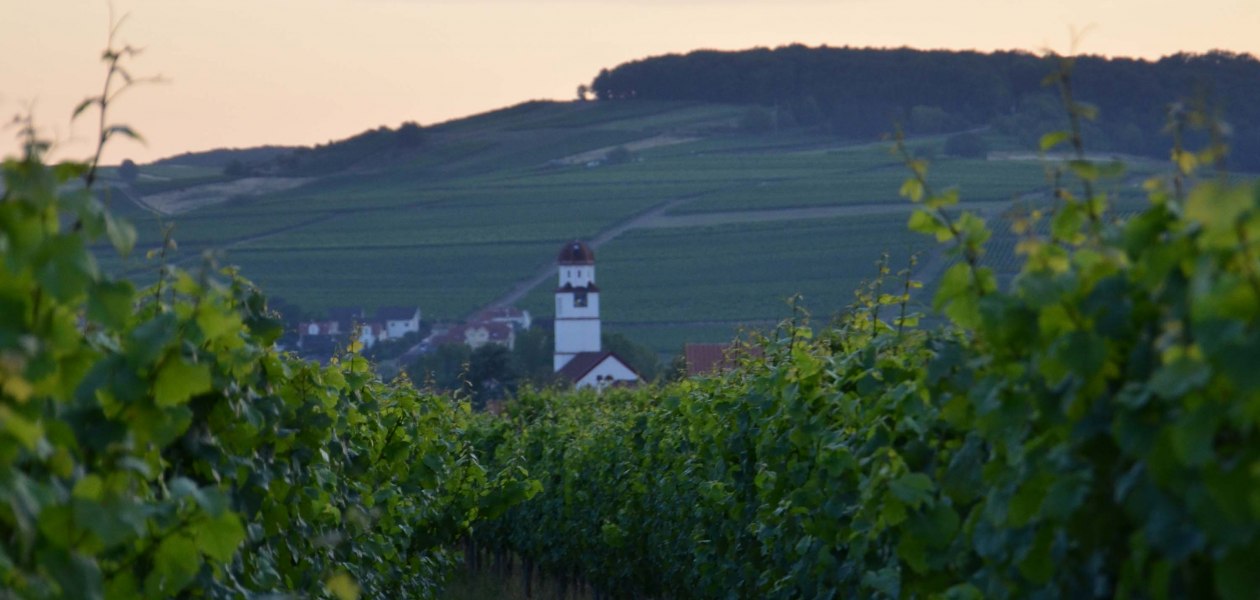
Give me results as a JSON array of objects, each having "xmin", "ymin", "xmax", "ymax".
[
  {"xmin": 143, "ymin": 177, "xmax": 313, "ymax": 215},
  {"xmin": 551, "ymin": 135, "xmax": 699, "ymax": 165},
  {"xmin": 987, "ymin": 150, "xmax": 1160, "ymax": 165},
  {"xmin": 637, "ymin": 200, "xmax": 1007, "ymax": 229},
  {"xmin": 108, "ymin": 185, "xmax": 162, "ymax": 216}
]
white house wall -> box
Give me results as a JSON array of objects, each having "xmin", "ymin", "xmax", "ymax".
[
  {"xmin": 385, "ymin": 317, "xmax": 419, "ymax": 338},
  {"xmin": 358, "ymin": 328, "xmax": 382, "ymax": 349}
]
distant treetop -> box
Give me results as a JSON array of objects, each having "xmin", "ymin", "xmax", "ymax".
[{"xmin": 590, "ymin": 45, "xmax": 1260, "ymax": 168}]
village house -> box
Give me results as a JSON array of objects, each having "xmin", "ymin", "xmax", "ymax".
[
  {"xmin": 425, "ymin": 321, "xmax": 516, "ymax": 351},
  {"xmin": 296, "ymin": 305, "xmax": 422, "ymax": 352},
  {"xmin": 473, "ymin": 306, "xmax": 532, "ymax": 331},
  {"xmin": 357, "ymin": 323, "xmax": 389, "ymax": 349},
  {"xmin": 464, "ymin": 322, "xmax": 516, "ymax": 350},
  {"xmin": 417, "ymin": 303, "xmax": 531, "ymax": 355},
  {"xmin": 376, "ymin": 306, "xmax": 422, "ymax": 339},
  {"xmin": 302, "ymin": 320, "xmax": 342, "ymax": 337}
]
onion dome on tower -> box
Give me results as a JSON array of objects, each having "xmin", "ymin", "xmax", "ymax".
[{"xmin": 557, "ymin": 240, "xmax": 596, "ymax": 265}]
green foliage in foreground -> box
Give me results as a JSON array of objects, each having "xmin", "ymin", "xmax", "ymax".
[
  {"xmin": 0, "ymin": 139, "xmax": 537, "ymax": 597},
  {"xmin": 470, "ymin": 140, "xmax": 1260, "ymax": 597}
]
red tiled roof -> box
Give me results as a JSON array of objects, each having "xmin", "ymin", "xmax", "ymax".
[
  {"xmin": 684, "ymin": 343, "xmax": 761, "ymax": 377},
  {"xmin": 426, "ymin": 321, "xmax": 513, "ymax": 347},
  {"xmin": 480, "ymin": 322, "xmax": 514, "ymax": 340},
  {"xmin": 476, "ymin": 307, "xmax": 526, "ymax": 320},
  {"xmin": 684, "ymin": 344, "xmax": 726, "ymax": 376},
  {"xmin": 426, "ymin": 327, "xmax": 466, "ymax": 347}
]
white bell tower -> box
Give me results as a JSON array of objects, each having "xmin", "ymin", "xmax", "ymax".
[{"xmin": 554, "ymin": 240, "xmax": 601, "ymax": 371}]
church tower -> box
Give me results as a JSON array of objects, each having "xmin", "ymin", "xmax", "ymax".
[{"xmin": 554, "ymin": 240, "xmax": 601, "ymax": 371}]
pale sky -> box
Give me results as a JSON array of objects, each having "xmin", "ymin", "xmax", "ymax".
[{"xmin": 3, "ymin": 0, "xmax": 1257, "ymax": 164}]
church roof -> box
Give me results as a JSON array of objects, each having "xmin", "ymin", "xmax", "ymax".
[
  {"xmin": 557, "ymin": 240, "xmax": 595, "ymax": 265},
  {"xmin": 556, "ymin": 351, "xmax": 640, "ymax": 382}
]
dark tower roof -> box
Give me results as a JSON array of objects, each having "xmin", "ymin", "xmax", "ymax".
[{"xmin": 557, "ymin": 240, "xmax": 595, "ymax": 265}]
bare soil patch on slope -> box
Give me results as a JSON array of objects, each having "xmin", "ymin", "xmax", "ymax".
[
  {"xmin": 142, "ymin": 177, "xmax": 312, "ymax": 215},
  {"xmin": 552, "ymin": 135, "xmax": 699, "ymax": 165}
]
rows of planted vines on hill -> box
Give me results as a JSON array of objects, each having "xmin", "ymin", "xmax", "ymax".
[
  {"xmin": 0, "ymin": 133, "xmax": 538, "ymax": 598},
  {"xmin": 470, "ymin": 110, "xmax": 1260, "ymax": 596}
]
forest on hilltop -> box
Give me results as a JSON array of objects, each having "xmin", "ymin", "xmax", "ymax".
[{"xmin": 591, "ymin": 45, "xmax": 1260, "ymax": 168}]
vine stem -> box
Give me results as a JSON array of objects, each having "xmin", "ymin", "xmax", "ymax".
[
  {"xmin": 1236, "ymin": 222, "xmax": 1260, "ymax": 303},
  {"xmin": 1050, "ymin": 57, "xmax": 1101, "ymax": 228},
  {"xmin": 893, "ymin": 133, "xmax": 987, "ymax": 298},
  {"xmin": 152, "ymin": 223, "xmax": 176, "ymax": 309},
  {"xmin": 1169, "ymin": 105, "xmax": 1188, "ymax": 204},
  {"xmin": 870, "ymin": 253, "xmax": 889, "ymax": 337},
  {"xmin": 79, "ymin": 9, "xmax": 161, "ymax": 195},
  {"xmin": 84, "ymin": 26, "xmax": 119, "ymax": 191},
  {"xmin": 896, "ymin": 253, "xmax": 918, "ymax": 340}
]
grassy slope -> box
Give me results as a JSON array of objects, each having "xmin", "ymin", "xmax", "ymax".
[{"xmin": 96, "ymin": 99, "xmax": 1166, "ymax": 353}]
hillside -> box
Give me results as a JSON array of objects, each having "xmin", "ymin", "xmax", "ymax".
[
  {"xmin": 93, "ymin": 49, "xmax": 1249, "ymax": 354},
  {"xmin": 592, "ymin": 45, "xmax": 1260, "ymax": 169}
]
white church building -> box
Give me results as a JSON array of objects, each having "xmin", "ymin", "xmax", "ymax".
[{"xmin": 553, "ymin": 240, "xmax": 640, "ymax": 389}]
